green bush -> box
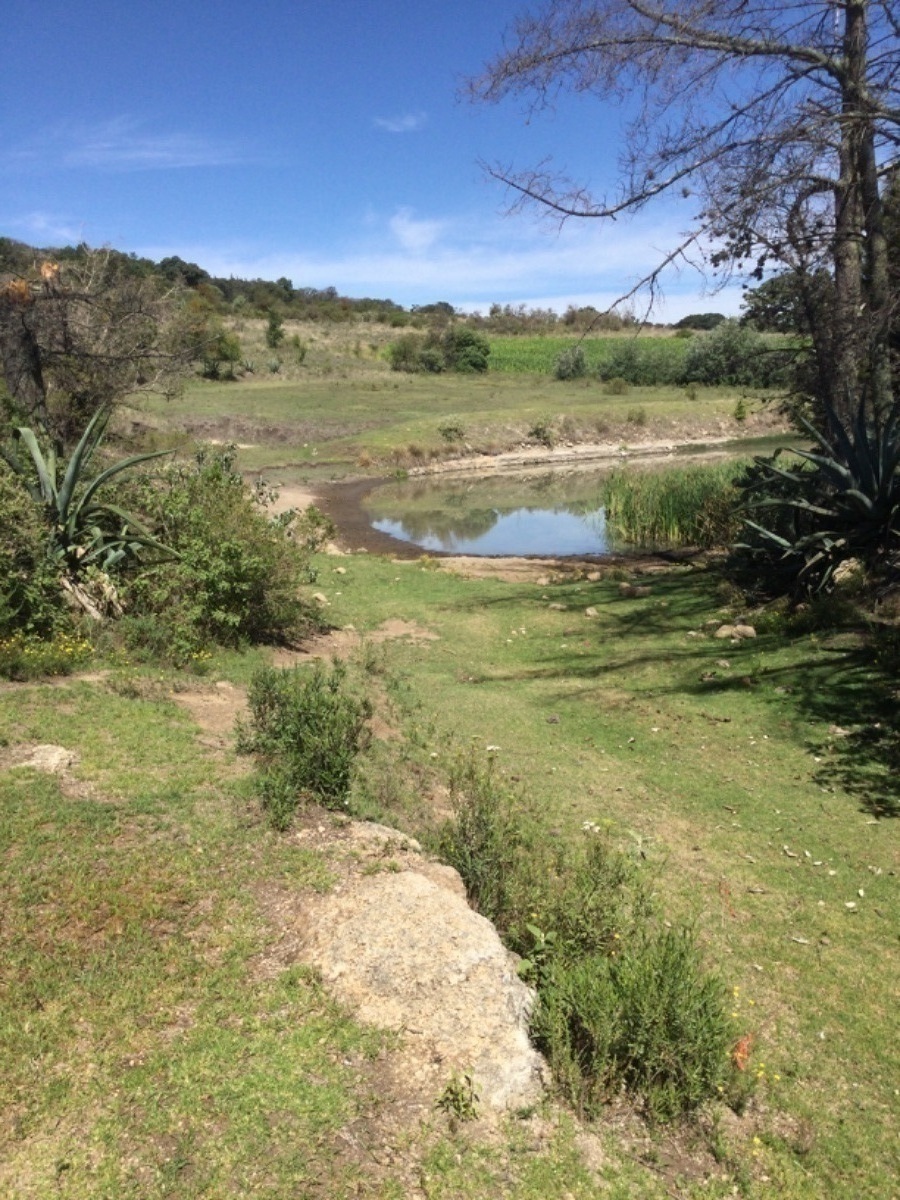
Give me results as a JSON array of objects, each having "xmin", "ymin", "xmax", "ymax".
[
  {"xmin": 596, "ymin": 340, "xmax": 685, "ymax": 386},
  {"xmin": 0, "ymin": 463, "xmax": 65, "ymax": 638},
  {"xmin": 437, "ymin": 758, "xmax": 734, "ymax": 1121},
  {"xmin": 0, "ymin": 629, "xmax": 93, "ymax": 681},
  {"xmin": 388, "ymin": 327, "xmax": 491, "ymax": 374},
  {"xmin": 442, "ymin": 327, "xmax": 490, "ymax": 373},
  {"xmin": 236, "ymin": 661, "xmax": 372, "ymax": 828},
  {"xmin": 437, "ymin": 756, "xmax": 530, "ymax": 928},
  {"xmin": 122, "ymin": 446, "xmax": 329, "ymax": 662},
  {"xmin": 681, "ymin": 319, "xmax": 791, "ymax": 389},
  {"xmin": 533, "ymin": 929, "xmax": 732, "ymax": 1121},
  {"xmin": 555, "ymin": 344, "xmax": 587, "ymax": 380}
]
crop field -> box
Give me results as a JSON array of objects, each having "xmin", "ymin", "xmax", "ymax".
[{"xmin": 487, "ymin": 333, "xmax": 690, "ymax": 376}]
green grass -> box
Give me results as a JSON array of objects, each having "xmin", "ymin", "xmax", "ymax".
[
  {"xmin": 312, "ymin": 552, "xmax": 900, "ymax": 1199},
  {"xmin": 488, "ymin": 333, "xmax": 689, "ymax": 377},
  {"xmin": 0, "ymin": 662, "xmax": 680, "ymax": 1198},
  {"xmin": 127, "ymin": 347, "xmax": 772, "ymax": 481}
]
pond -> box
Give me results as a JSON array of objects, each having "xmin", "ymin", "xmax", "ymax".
[{"xmin": 364, "ymin": 469, "xmax": 622, "ymax": 556}]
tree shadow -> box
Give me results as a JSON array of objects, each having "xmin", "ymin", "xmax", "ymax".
[{"xmin": 451, "ymin": 570, "xmax": 899, "ymax": 818}]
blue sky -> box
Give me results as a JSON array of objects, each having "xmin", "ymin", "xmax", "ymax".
[{"xmin": 2, "ymin": 0, "xmax": 743, "ymax": 320}]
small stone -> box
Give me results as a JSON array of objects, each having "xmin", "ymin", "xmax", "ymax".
[{"xmin": 584, "ymin": 607, "xmax": 598, "ymax": 618}]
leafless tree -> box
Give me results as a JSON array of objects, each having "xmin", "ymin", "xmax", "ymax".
[
  {"xmin": 0, "ymin": 248, "xmax": 195, "ymax": 450},
  {"xmin": 470, "ymin": 0, "xmax": 900, "ymax": 419}
]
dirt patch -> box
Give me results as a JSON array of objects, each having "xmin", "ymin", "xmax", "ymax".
[{"xmin": 170, "ymin": 680, "xmax": 249, "ymax": 753}]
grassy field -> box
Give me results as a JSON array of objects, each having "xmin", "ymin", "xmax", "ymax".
[
  {"xmin": 488, "ymin": 333, "xmax": 689, "ymax": 376},
  {"xmin": 324, "ymin": 554, "xmax": 899, "ymax": 1199},
  {"xmin": 4, "ymin": 555, "xmax": 896, "ymax": 1197},
  {"xmin": 8, "ymin": 327, "xmax": 890, "ymax": 1196},
  {"xmin": 127, "ymin": 322, "xmax": 781, "ymax": 482}
]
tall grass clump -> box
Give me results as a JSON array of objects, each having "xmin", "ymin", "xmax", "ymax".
[
  {"xmin": 437, "ymin": 757, "xmax": 735, "ymax": 1121},
  {"xmin": 236, "ymin": 661, "xmax": 372, "ymax": 829},
  {"xmin": 601, "ymin": 461, "xmax": 749, "ymax": 549}
]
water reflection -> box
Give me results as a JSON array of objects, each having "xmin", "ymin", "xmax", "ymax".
[{"xmin": 366, "ymin": 472, "xmax": 617, "ymax": 556}]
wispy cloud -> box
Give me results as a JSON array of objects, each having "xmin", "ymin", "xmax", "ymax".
[
  {"xmin": 5, "ymin": 117, "xmax": 245, "ymax": 172},
  {"xmin": 373, "ymin": 111, "xmax": 427, "ymax": 134},
  {"xmin": 388, "ymin": 207, "xmax": 445, "ymax": 254},
  {"xmin": 8, "ymin": 211, "xmax": 86, "ymax": 244}
]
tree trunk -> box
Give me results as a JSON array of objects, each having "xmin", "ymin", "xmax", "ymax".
[{"xmin": 0, "ymin": 290, "xmax": 52, "ymax": 433}]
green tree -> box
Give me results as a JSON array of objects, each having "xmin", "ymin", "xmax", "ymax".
[{"xmin": 265, "ymin": 310, "xmax": 285, "ymax": 349}]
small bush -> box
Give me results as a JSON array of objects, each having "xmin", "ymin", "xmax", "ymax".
[
  {"xmin": 122, "ymin": 447, "xmax": 329, "ymax": 663},
  {"xmin": 438, "ymin": 421, "xmax": 465, "ymax": 443},
  {"xmin": 437, "ymin": 756, "xmax": 530, "ymax": 928},
  {"xmin": 236, "ymin": 661, "xmax": 372, "ymax": 828},
  {"xmin": 602, "ymin": 376, "xmax": 630, "ymax": 396},
  {"xmin": 680, "ymin": 320, "xmax": 790, "ymax": 389},
  {"xmin": 554, "ymin": 344, "xmax": 587, "ymax": 380},
  {"xmin": 528, "ymin": 417, "xmax": 556, "ymax": 448},
  {"xmin": 437, "ymin": 758, "xmax": 734, "ymax": 1122},
  {"xmin": 0, "ymin": 464, "xmax": 65, "ymax": 638},
  {"xmin": 533, "ymin": 929, "xmax": 731, "ymax": 1121}
]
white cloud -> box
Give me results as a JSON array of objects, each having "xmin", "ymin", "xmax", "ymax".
[
  {"xmin": 374, "ymin": 111, "xmax": 427, "ymax": 133},
  {"xmin": 137, "ymin": 207, "xmax": 742, "ymax": 320},
  {"xmin": 388, "ymin": 207, "xmax": 445, "ymax": 253},
  {"xmin": 8, "ymin": 211, "xmax": 86, "ymax": 244},
  {"xmin": 5, "ymin": 117, "xmax": 245, "ymax": 172}
]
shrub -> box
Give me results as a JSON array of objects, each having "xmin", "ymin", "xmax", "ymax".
[
  {"xmin": 0, "ymin": 630, "xmax": 92, "ymax": 681},
  {"xmin": 0, "ymin": 463, "xmax": 61, "ymax": 637},
  {"xmin": 387, "ymin": 332, "xmax": 429, "ymax": 373},
  {"xmin": 555, "ymin": 344, "xmax": 587, "ymax": 380},
  {"xmin": 122, "ymin": 446, "xmax": 329, "ymax": 662},
  {"xmin": 388, "ymin": 327, "xmax": 491, "ymax": 374},
  {"xmin": 528, "ymin": 416, "xmax": 556, "ymax": 448},
  {"xmin": 596, "ymin": 340, "xmax": 684, "ymax": 386},
  {"xmin": 236, "ymin": 661, "xmax": 372, "ymax": 828},
  {"xmin": 533, "ymin": 929, "xmax": 732, "ymax": 1121},
  {"xmin": 680, "ymin": 319, "xmax": 791, "ymax": 389},
  {"xmin": 437, "ymin": 756, "xmax": 531, "ymax": 928},
  {"xmin": 441, "ymin": 327, "xmax": 490, "ymax": 373},
  {"xmin": 438, "ymin": 421, "xmax": 465, "ymax": 443},
  {"xmin": 437, "ymin": 757, "xmax": 735, "ymax": 1121},
  {"xmin": 265, "ymin": 311, "xmax": 285, "ymax": 349}
]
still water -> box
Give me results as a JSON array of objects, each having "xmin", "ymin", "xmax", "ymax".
[{"xmin": 365, "ymin": 470, "xmax": 619, "ymax": 556}]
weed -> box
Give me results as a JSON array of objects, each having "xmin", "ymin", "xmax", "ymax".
[
  {"xmin": 436, "ymin": 756, "xmax": 733, "ymax": 1122},
  {"xmin": 603, "ymin": 376, "xmax": 630, "ymax": 396},
  {"xmin": 528, "ymin": 416, "xmax": 557, "ymax": 448},
  {"xmin": 0, "ymin": 630, "xmax": 93, "ymax": 680},
  {"xmin": 534, "ymin": 929, "xmax": 732, "ymax": 1122},
  {"xmin": 436, "ymin": 1072, "xmax": 480, "ymax": 1123},
  {"xmin": 236, "ymin": 660, "xmax": 372, "ymax": 828},
  {"xmin": 438, "ymin": 421, "xmax": 466, "ymax": 442}
]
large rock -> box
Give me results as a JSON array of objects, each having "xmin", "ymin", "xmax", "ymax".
[{"xmin": 299, "ymin": 824, "xmax": 547, "ymax": 1112}]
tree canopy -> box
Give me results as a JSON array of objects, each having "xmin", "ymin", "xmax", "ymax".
[{"xmin": 471, "ymin": 0, "xmax": 899, "ymax": 419}]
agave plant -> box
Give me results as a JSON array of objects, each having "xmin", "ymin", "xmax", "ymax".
[
  {"xmin": 2, "ymin": 408, "xmax": 174, "ymax": 577},
  {"xmin": 737, "ymin": 398, "xmax": 900, "ymax": 593}
]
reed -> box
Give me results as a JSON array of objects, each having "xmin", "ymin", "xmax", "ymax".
[{"xmin": 601, "ymin": 460, "xmax": 749, "ymax": 548}]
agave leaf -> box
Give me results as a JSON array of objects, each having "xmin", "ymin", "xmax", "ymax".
[
  {"xmin": 13, "ymin": 427, "xmax": 58, "ymax": 505},
  {"xmin": 74, "ymin": 447, "xmax": 172, "ymax": 517},
  {"xmin": 57, "ymin": 409, "xmax": 109, "ymax": 517}
]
